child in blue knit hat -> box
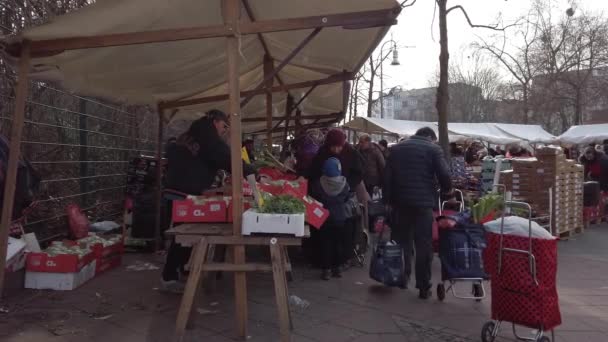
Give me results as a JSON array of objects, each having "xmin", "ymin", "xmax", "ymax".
[{"xmin": 311, "ymin": 157, "xmax": 351, "ymax": 280}]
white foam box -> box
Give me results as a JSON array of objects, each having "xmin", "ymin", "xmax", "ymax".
[
  {"xmin": 242, "ymin": 209, "xmax": 306, "ymax": 237},
  {"xmin": 25, "ymin": 260, "xmax": 96, "ymax": 291}
]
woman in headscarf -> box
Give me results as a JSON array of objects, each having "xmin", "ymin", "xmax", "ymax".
[{"xmin": 161, "ymin": 110, "xmax": 255, "ymax": 293}]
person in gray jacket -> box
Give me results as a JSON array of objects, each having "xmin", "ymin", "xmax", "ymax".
[{"xmin": 383, "ymin": 127, "xmax": 452, "ymax": 299}]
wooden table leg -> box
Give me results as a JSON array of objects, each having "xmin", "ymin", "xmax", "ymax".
[
  {"xmin": 233, "ymin": 244, "xmax": 248, "ymax": 339},
  {"xmin": 281, "ymin": 246, "xmax": 293, "ymax": 282},
  {"xmin": 175, "ymin": 238, "xmax": 209, "ymax": 342},
  {"xmin": 270, "ymin": 241, "xmax": 292, "ymax": 341}
]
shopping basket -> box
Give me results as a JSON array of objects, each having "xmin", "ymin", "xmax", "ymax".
[{"xmin": 481, "ymin": 201, "xmax": 560, "ymax": 342}]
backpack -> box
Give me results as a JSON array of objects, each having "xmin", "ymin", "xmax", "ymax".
[{"xmin": 0, "ymin": 135, "xmax": 40, "ymax": 220}]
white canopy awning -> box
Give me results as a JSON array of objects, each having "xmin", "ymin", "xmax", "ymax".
[
  {"xmin": 558, "ymin": 124, "xmax": 608, "ymax": 146},
  {"xmin": 2, "ymin": 0, "xmax": 400, "ymax": 133},
  {"xmin": 343, "ymin": 117, "xmax": 558, "ymax": 145}
]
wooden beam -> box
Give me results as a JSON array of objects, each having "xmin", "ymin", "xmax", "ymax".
[
  {"xmin": 10, "ymin": 9, "xmax": 398, "ymax": 56},
  {"xmin": 162, "ymin": 72, "xmax": 352, "ymax": 110},
  {"xmin": 283, "ymin": 95, "xmax": 295, "ymax": 142},
  {"xmin": 154, "ymin": 104, "xmax": 164, "ymax": 251},
  {"xmin": 240, "ymin": 27, "xmax": 322, "ymax": 108},
  {"xmin": 242, "ymin": 111, "xmax": 334, "ymax": 123},
  {"xmin": 223, "ymin": 0, "xmax": 248, "ymax": 339},
  {"xmin": 264, "ymin": 54, "xmax": 273, "ymax": 148},
  {"xmin": 295, "ymin": 109, "xmax": 303, "ymax": 137},
  {"xmin": 0, "ymin": 42, "xmax": 30, "ymax": 295},
  {"xmin": 257, "ymin": 115, "xmax": 342, "ymax": 135}
]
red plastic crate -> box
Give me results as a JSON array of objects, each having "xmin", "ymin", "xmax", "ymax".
[
  {"xmin": 95, "ymin": 255, "xmax": 122, "ymax": 275},
  {"xmin": 172, "ymin": 199, "xmax": 228, "ymax": 223},
  {"xmin": 26, "ymin": 251, "xmax": 96, "ymax": 273}
]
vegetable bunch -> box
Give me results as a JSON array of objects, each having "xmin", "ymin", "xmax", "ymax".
[
  {"xmin": 258, "ymin": 194, "xmax": 305, "ymax": 214},
  {"xmin": 472, "ymin": 194, "xmax": 504, "ymax": 224}
]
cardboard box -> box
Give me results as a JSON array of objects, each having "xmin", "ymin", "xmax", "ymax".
[
  {"xmin": 26, "ymin": 250, "xmax": 96, "ymax": 273},
  {"xmin": 172, "ymin": 198, "xmax": 228, "ymax": 223},
  {"xmin": 242, "ymin": 209, "xmax": 306, "ymax": 237},
  {"xmin": 25, "ymin": 260, "xmax": 96, "ymax": 291}
]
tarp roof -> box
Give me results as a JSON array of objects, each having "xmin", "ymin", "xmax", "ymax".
[
  {"xmin": 558, "ymin": 124, "xmax": 608, "ymax": 146},
  {"xmin": 344, "ymin": 117, "xmax": 556, "ymax": 145},
  {"xmin": 494, "ymin": 123, "xmax": 557, "ymax": 144},
  {"xmin": 2, "ymin": 0, "xmax": 399, "ymax": 133}
]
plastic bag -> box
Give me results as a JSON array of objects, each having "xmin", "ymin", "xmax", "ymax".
[
  {"xmin": 66, "ymin": 204, "xmax": 90, "ymax": 239},
  {"xmin": 483, "ymin": 216, "xmax": 554, "ymax": 240}
]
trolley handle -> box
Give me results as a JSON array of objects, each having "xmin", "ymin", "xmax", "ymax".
[
  {"xmin": 497, "ymin": 200, "xmax": 538, "ymax": 286},
  {"xmin": 438, "ymin": 188, "xmax": 464, "ymax": 214}
]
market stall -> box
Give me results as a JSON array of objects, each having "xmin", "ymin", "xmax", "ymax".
[
  {"xmin": 494, "ymin": 123, "xmax": 557, "ymax": 144},
  {"xmin": 0, "ymin": 0, "xmax": 401, "ymax": 340}
]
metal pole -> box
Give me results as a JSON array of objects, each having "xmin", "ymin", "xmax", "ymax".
[{"xmin": 154, "ymin": 105, "xmax": 164, "ymax": 251}]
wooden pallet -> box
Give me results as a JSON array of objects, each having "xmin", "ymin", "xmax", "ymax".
[{"xmin": 557, "ymin": 226, "xmax": 585, "ymax": 239}]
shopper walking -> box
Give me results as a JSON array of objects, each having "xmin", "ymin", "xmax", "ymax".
[
  {"xmin": 310, "ymin": 157, "xmax": 351, "ymax": 280},
  {"xmin": 383, "ymin": 127, "xmax": 452, "ymax": 299},
  {"xmin": 357, "ymin": 134, "xmax": 386, "ymax": 197}
]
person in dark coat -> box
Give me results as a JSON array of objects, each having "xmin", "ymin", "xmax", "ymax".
[
  {"xmin": 383, "ymin": 127, "xmax": 452, "ymax": 299},
  {"xmin": 357, "ymin": 134, "xmax": 386, "ymax": 197},
  {"xmin": 580, "ymin": 146, "xmax": 608, "ymax": 191},
  {"xmin": 307, "ymin": 128, "xmax": 364, "ymax": 190},
  {"xmin": 310, "ymin": 157, "xmax": 351, "ymax": 280},
  {"xmin": 161, "ymin": 110, "xmax": 255, "ymax": 293}
]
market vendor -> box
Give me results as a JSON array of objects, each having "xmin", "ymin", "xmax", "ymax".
[
  {"xmin": 161, "ymin": 109, "xmax": 255, "ymax": 293},
  {"xmin": 579, "ymin": 146, "xmax": 608, "ymax": 191}
]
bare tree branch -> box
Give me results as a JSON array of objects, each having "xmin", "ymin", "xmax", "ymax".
[{"xmin": 447, "ymin": 5, "xmax": 519, "ymax": 31}]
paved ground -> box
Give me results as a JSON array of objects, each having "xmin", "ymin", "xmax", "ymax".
[{"xmin": 2, "ymin": 223, "xmax": 608, "ymax": 342}]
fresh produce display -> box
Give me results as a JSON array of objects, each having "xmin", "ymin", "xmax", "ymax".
[
  {"xmin": 258, "ymin": 194, "xmax": 306, "ymax": 214},
  {"xmin": 471, "ymin": 193, "xmax": 504, "ymax": 224},
  {"xmin": 44, "ymin": 241, "xmax": 91, "ymax": 258},
  {"xmin": 78, "ymin": 233, "xmax": 122, "ymax": 248}
]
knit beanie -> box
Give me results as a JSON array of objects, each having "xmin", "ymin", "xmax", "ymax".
[
  {"xmin": 325, "ymin": 128, "xmax": 347, "ymax": 147},
  {"xmin": 322, "ymin": 157, "xmax": 342, "ymax": 177}
]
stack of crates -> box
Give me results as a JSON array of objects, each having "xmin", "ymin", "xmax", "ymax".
[{"xmin": 481, "ymin": 157, "xmax": 512, "ymax": 194}]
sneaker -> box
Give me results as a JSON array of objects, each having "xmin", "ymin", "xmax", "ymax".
[
  {"xmin": 160, "ymin": 279, "xmax": 185, "ymax": 294},
  {"xmin": 418, "ymin": 288, "xmax": 432, "ymax": 300},
  {"xmin": 321, "ymin": 269, "xmax": 331, "ymax": 281},
  {"xmin": 331, "ymin": 268, "xmax": 342, "ymax": 278}
]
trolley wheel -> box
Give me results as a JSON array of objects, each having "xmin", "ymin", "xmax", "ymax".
[
  {"xmin": 473, "ymin": 283, "xmax": 483, "ymax": 301},
  {"xmin": 481, "ymin": 321, "xmax": 496, "ymax": 342},
  {"xmin": 437, "ymin": 283, "xmax": 446, "ymax": 301},
  {"xmin": 537, "ymin": 336, "xmax": 551, "ymax": 342}
]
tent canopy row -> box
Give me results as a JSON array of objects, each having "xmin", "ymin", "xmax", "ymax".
[
  {"xmin": 344, "ymin": 117, "xmax": 558, "ymax": 145},
  {"xmin": 558, "ymin": 124, "xmax": 608, "ymax": 146}
]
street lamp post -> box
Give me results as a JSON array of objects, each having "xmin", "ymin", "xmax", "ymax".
[{"xmin": 379, "ymin": 40, "xmax": 400, "ymax": 119}]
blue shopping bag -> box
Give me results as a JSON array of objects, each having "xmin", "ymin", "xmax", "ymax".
[{"xmin": 369, "ymin": 240, "xmax": 405, "ymax": 287}]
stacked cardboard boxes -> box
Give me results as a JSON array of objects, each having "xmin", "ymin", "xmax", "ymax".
[
  {"xmin": 481, "ymin": 157, "xmax": 512, "ymax": 193},
  {"xmin": 500, "ymin": 148, "xmax": 584, "ymax": 237}
]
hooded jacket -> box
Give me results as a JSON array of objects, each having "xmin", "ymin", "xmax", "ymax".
[{"xmin": 311, "ymin": 175, "xmax": 351, "ymax": 224}]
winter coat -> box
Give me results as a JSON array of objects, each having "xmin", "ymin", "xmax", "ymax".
[
  {"xmin": 383, "ymin": 136, "xmax": 452, "ymax": 208},
  {"xmin": 600, "ymin": 155, "xmax": 608, "ymax": 191},
  {"xmin": 358, "ymin": 143, "xmax": 386, "ymax": 187},
  {"xmin": 311, "ymin": 176, "xmax": 351, "ymax": 224},
  {"xmin": 307, "ymin": 143, "xmax": 364, "ymax": 190}
]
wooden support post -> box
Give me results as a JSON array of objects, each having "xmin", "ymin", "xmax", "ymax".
[
  {"xmin": 223, "ymin": 0, "xmax": 248, "ymax": 338},
  {"xmin": 295, "ymin": 109, "xmax": 302, "ymax": 137},
  {"xmin": 264, "ymin": 54, "xmax": 273, "ymax": 149},
  {"xmin": 175, "ymin": 238, "xmax": 209, "ymax": 342},
  {"xmin": 283, "ymin": 95, "xmax": 295, "ymax": 142},
  {"xmin": 270, "ymin": 241, "xmax": 292, "ymax": 342},
  {"xmin": 0, "ymin": 42, "xmax": 30, "ymax": 296},
  {"xmin": 154, "ymin": 104, "xmax": 165, "ymax": 251}
]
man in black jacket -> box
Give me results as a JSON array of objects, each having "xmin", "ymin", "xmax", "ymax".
[{"xmin": 383, "ymin": 127, "xmax": 452, "ymax": 299}]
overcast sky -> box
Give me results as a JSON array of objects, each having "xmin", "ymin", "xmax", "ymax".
[{"xmin": 378, "ymin": 0, "xmax": 608, "ymax": 91}]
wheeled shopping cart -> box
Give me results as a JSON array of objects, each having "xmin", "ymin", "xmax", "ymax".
[
  {"xmin": 481, "ymin": 201, "xmax": 560, "ymax": 342},
  {"xmin": 433, "ymin": 189, "xmax": 487, "ymax": 302}
]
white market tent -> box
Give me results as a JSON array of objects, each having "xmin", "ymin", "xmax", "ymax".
[
  {"xmin": 493, "ymin": 123, "xmax": 557, "ymax": 144},
  {"xmin": 558, "ymin": 124, "xmax": 608, "ymax": 146},
  {"xmin": 0, "ymin": 1, "xmax": 402, "ymax": 338},
  {"xmin": 344, "ymin": 117, "xmax": 554, "ymax": 145}
]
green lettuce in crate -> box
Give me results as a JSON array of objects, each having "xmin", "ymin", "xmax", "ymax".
[
  {"xmin": 472, "ymin": 193, "xmax": 504, "ymax": 223},
  {"xmin": 258, "ymin": 194, "xmax": 305, "ymax": 214}
]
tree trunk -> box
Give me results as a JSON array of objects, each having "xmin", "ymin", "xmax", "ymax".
[
  {"xmin": 367, "ymin": 57, "xmax": 375, "ymax": 118},
  {"xmin": 575, "ymin": 88, "xmax": 583, "ymax": 125},
  {"xmin": 436, "ymin": 0, "xmax": 450, "ymax": 158},
  {"xmin": 522, "ymin": 86, "xmax": 529, "ymax": 124}
]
